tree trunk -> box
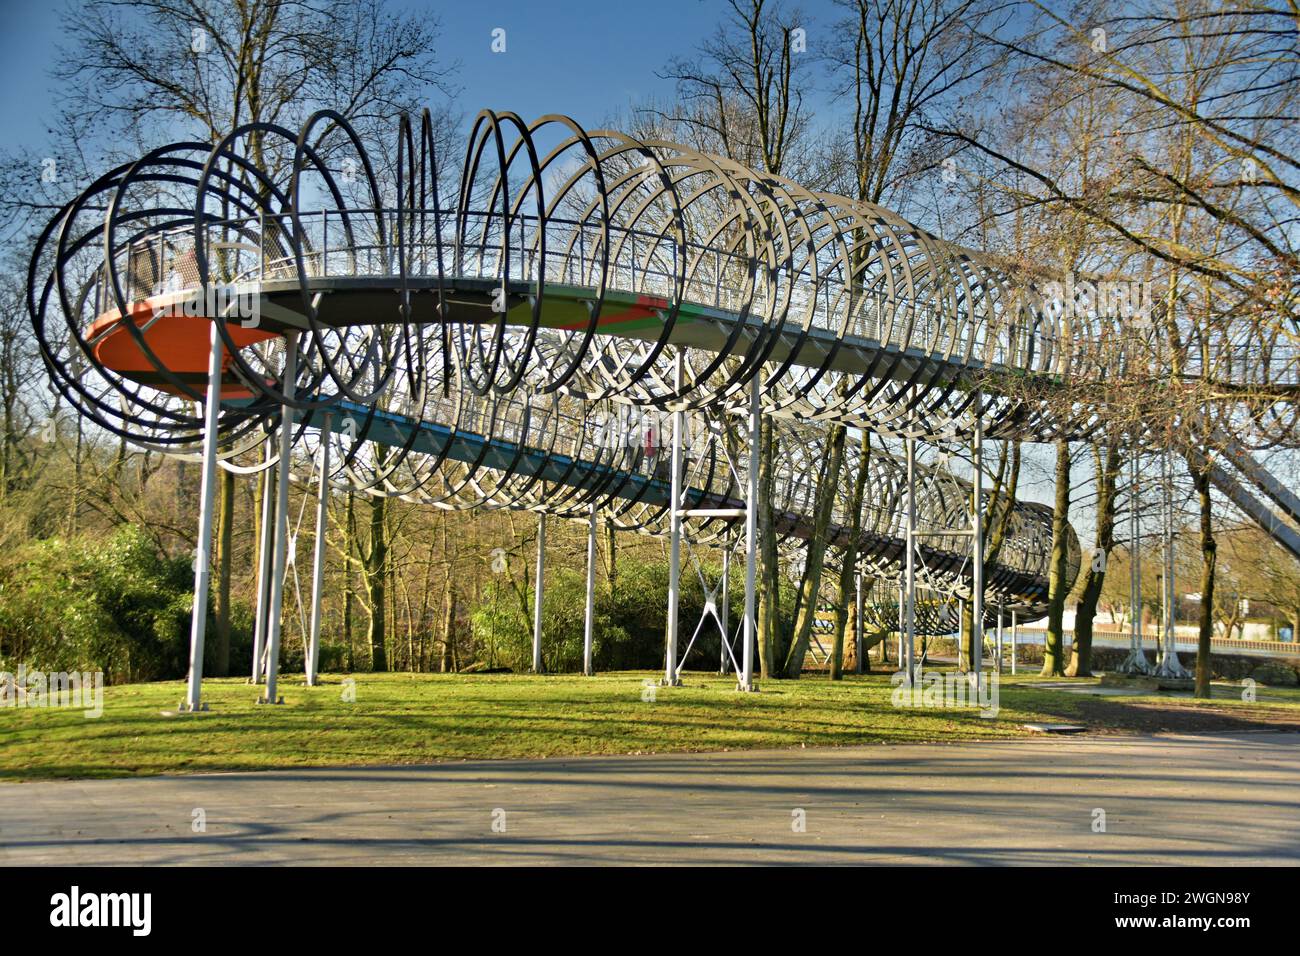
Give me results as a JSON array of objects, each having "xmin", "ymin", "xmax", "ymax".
[
  {"xmin": 365, "ymin": 495, "xmax": 388, "ymax": 672},
  {"xmin": 960, "ymin": 600, "xmax": 974, "ymax": 671},
  {"xmin": 784, "ymin": 423, "xmax": 847, "ymax": 677},
  {"xmin": 757, "ymin": 418, "xmax": 781, "ymax": 679},
  {"xmin": 1069, "ymin": 442, "xmax": 1121, "ymax": 677},
  {"xmin": 440, "ymin": 575, "xmax": 456, "ymax": 673},
  {"xmin": 343, "ymin": 491, "xmax": 355, "ymax": 672},
  {"xmin": 1042, "ymin": 440, "xmax": 1072, "ymax": 676},
  {"xmin": 830, "ymin": 595, "xmax": 847, "ymax": 680},
  {"xmin": 831, "ymin": 442, "xmax": 872, "ymax": 680},
  {"xmin": 605, "ymin": 517, "xmax": 617, "ymax": 590}
]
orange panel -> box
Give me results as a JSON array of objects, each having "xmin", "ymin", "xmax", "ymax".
[{"xmin": 89, "ymin": 299, "xmax": 278, "ymax": 398}]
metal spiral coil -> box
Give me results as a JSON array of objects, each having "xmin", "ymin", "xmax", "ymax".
[{"xmin": 28, "ymin": 109, "xmax": 1095, "ymax": 617}]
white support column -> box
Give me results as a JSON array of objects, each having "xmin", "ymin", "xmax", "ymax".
[
  {"xmin": 1132, "ymin": 450, "xmax": 1141, "ymax": 654},
  {"xmin": 719, "ymin": 546, "xmax": 730, "ymax": 675},
  {"xmin": 897, "ymin": 585, "xmax": 905, "ymax": 667},
  {"xmin": 1166, "ymin": 448, "xmax": 1173, "ymax": 640},
  {"xmin": 971, "ymin": 403, "xmax": 985, "ymax": 678},
  {"xmin": 251, "ymin": 438, "xmax": 275, "ymax": 683},
  {"xmin": 1120, "ymin": 448, "xmax": 1150, "ymax": 674},
  {"xmin": 583, "ymin": 501, "xmax": 597, "ymax": 676},
  {"xmin": 1155, "ymin": 446, "xmax": 1189, "ymax": 678},
  {"xmin": 663, "ymin": 348, "xmax": 685, "ymax": 686},
  {"xmin": 261, "ymin": 335, "xmax": 298, "ymax": 705},
  {"xmin": 532, "ymin": 513, "xmax": 546, "ymax": 673},
  {"xmin": 1010, "ymin": 609, "xmax": 1018, "ymax": 675},
  {"xmin": 739, "ymin": 371, "xmax": 760, "ymax": 692},
  {"xmin": 306, "ymin": 413, "xmax": 331, "ymax": 687},
  {"xmin": 1164, "ymin": 447, "xmax": 1171, "ymax": 657},
  {"xmin": 995, "ymin": 604, "xmax": 1004, "ymax": 674},
  {"xmin": 180, "ymin": 320, "xmax": 224, "ymax": 713},
  {"xmin": 1165, "ymin": 448, "xmax": 1176, "ymax": 661},
  {"xmin": 904, "ymin": 434, "xmax": 917, "ymax": 685}
]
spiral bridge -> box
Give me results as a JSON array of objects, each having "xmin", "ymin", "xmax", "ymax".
[{"xmin": 28, "ymin": 108, "xmax": 1090, "ymax": 702}]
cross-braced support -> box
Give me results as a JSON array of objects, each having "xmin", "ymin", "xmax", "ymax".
[
  {"xmin": 675, "ymin": 527, "xmax": 745, "ymax": 681},
  {"xmin": 675, "ymin": 574, "xmax": 732, "ymax": 681},
  {"xmin": 673, "ymin": 410, "xmax": 747, "ymax": 682}
]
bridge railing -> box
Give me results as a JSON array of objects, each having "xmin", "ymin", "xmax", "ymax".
[{"xmin": 101, "ymin": 206, "xmax": 1039, "ymax": 374}]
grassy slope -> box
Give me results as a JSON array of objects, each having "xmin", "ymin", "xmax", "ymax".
[{"xmin": 1, "ymin": 671, "xmax": 1298, "ymax": 782}]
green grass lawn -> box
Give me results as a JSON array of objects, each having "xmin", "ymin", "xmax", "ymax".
[{"xmin": 2, "ymin": 670, "xmax": 1298, "ymax": 782}]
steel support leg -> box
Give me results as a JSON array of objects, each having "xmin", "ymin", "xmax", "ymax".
[
  {"xmin": 180, "ymin": 320, "xmax": 224, "ymax": 713},
  {"xmin": 719, "ymin": 546, "xmax": 730, "ymax": 675},
  {"xmin": 251, "ymin": 438, "xmax": 275, "ymax": 683},
  {"xmin": 583, "ymin": 501, "xmax": 597, "ymax": 676},
  {"xmin": 739, "ymin": 371, "xmax": 760, "ymax": 692},
  {"xmin": 532, "ymin": 513, "xmax": 546, "ymax": 673},
  {"xmin": 971, "ymin": 403, "xmax": 984, "ymax": 678},
  {"xmin": 904, "ymin": 434, "xmax": 917, "ymax": 685},
  {"xmin": 1010, "ymin": 610, "xmax": 1018, "ymax": 675},
  {"xmin": 261, "ymin": 335, "xmax": 298, "ymax": 705},
  {"xmin": 306, "ymin": 414, "xmax": 331, "ymax": 687},
  {"xmin": 1169, "ymin": 448, "xmax": 1184, "ymax": 669},
  {"xmin": 1167, "ymin": 447, "xmax": 1180, "ymax": 669},
  {"xmin": 995, "ymin": 604, "xmax": 1003, "ymax": 673},
  {"xmin": 1155, "ymin": 446, "xmax": 1189, "ymax": 678},
  {"xmin": 1131, "ymin": 450, "xmax": 1142, "ymax": 666},
  {"xmin": 1120, "ymin": 449, "xmax": 1150, "ymax": 673},
  {"xmin": 897, "ymin": 585, "xmax": 905, "ymax": 668},
  {"xmin": 664, "ymin": 349, "xmax": 685, "ymax": 686}
]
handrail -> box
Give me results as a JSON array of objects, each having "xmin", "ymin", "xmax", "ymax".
[{"xmin": 113, "ymin": 206, "xmax": 1004, "ymax": 369}]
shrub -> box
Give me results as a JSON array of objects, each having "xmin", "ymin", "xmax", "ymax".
[
  {"xmin": 467, "ymin": 556, "xmax": 794, "ymax": 673},
  {"xmin": 0, "ymin": 526, "xmax": 204, "ymax": 683}
]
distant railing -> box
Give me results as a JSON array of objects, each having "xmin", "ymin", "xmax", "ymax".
[{"xmin": 1013, "ymin": 627, "xmax": 1300, "ymax": 658}]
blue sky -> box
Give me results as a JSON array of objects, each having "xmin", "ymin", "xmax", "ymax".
[
  {"xmin": 0, "ymin": 0, "xmax": 64, "ymax": 149},
  {"xmin": 0, "ymin": 0, "xmax": 1089, "ymax": 515},
  {"xmin": 0, "ymin": 0, "xmax": 845, "ymax": 154}
]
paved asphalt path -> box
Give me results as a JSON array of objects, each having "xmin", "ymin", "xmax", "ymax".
[{"xmin": 2, "ymin": 732, "xmax": 1297, "ymax": 865}]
